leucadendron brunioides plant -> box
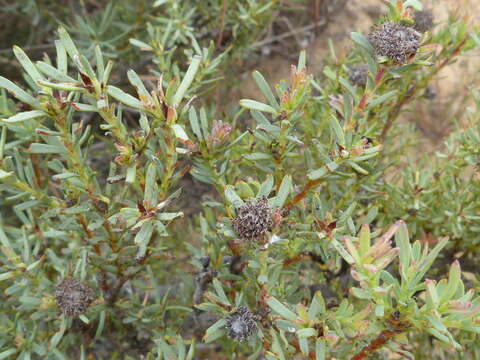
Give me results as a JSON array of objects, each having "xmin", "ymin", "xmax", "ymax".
[{"xmin": 0, "ymin": 0, "xmax": 479, "ymax": 359}]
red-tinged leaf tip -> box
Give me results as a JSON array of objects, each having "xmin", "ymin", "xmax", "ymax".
[{"xmin": 375, "ymin": 67, "xmax": 386, "ymax": 84}]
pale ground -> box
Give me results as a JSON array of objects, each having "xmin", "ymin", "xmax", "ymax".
[{"xmin": 238, "ymin": 0, "xmax": 480, "ymax": 150}]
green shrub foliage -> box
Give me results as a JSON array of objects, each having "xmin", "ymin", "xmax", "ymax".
[{"xmin": 0, "ymin": 0, "xmax": 480, "ymax": 359}]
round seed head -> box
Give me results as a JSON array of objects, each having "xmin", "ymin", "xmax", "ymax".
[
  {"xmin": 368, "ymin": 22, "xmax": 421, "ymax": 64},
  {"xmin": 55, "ymin": 278, "xmax": 94, "ymax": 317},
  {"xmin": 348, "ymin": 64, "xmax": 369, "ymax": 87},
  {"xmin": 233, "ymin": 197, "xmax": 273, "ymax": 241},
  {"xmin": 225, "ymin": 306, "xmax": 258, "ymax": 342},
  {"xmin": 413, "ymin": 10, "xmax": 434, "ymax": 33}
]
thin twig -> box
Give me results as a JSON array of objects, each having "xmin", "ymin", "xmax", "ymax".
[
  {"xmin": 280, "ymin": 16, "xmax": 304, "ymax": 48},
  {"xmin": 0, "ymin": 44, "xmax": 54, "ymax": 55},
  {"xmin": 351, "ymin": 314, "xmax": 410, "ymax": 360},
  {"xmin": 216, "ymin": 0, "xmax": 229, "ymax": 49},
  {"xmin": 252, "ymin": 19, "xmax": 327, "ymax": 49},
  {"xmin": 284, "ymin": 178, "xmax": 322, "ymax": 211}
]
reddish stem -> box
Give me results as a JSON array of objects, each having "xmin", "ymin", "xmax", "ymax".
[
  {"xmin": 284, "ymin": 178, "xmax": 322, "ymax": 211},
  {"xmin": 351, "ymin": 330, "xmax": 396, "ymax": 360}
]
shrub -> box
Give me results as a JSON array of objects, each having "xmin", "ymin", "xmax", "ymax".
[{"xmin": 0, "ymin": 0, "xmax": 479, "ymax": 359}]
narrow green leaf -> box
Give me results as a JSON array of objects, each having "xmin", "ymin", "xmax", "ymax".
[
  {"xmin": 126, "ymin": 163, "xmax": 136, "ymax": 184},
  {"xmin": 0, "ymin": 126, "xmax": 6, "ymax": 159},
  {"xmin": 331, "ymin": 239, "xmax": 355, "ymax": 264},
  {"xmin": 172, "ymin": 124, "xmax": 190, "ymax": 141},
  {"xmin": 297, "ymin": 328, "xmax": 316, "ymax": 338},
  {"xmin": 329, "ymin": 116, "xmax": 345, "ymax": 147},
  {"xmin": 225, "ymin": 185, "xmax": 244, "ymax": 208},
  {"xmin": 36, "ymin": 61, "xmax": 76, "ymax": 82},
  {"xmin": 0, "ymin": 76, "xmax": 39, "ymax": 107},
  {"xmin": 243, "ymin": 152, "xmax": 272, "ymax": 161},
  {"xmin": 266, "ymin": 297, "xmax": 297, "ymax": 321},
  {"xmin": 28, "ymin": 143, "xmax": 66, "ymax": 154},
  {"xmin": 367, "ymin": 90, "xmax": 397, "ymax": 109},
  {"xmin": 272, "ymin": 174, "xmax": 291, "ymax": 208},
  {"xmin": 58, "ymin": 27, "xmax": 79, "ymax": 60},
  {"xmin": 199, "ymin": 107, "xmax": 209, "ymax": 142},
  {"xmin": 411, "ymin": 237, "xmax": 449, "ymax": 287},
  {"xmin": 308, "ymin": 161, "xmax": 339, "ymax": 180},
  {"xmin": 351, "ymin": 32, "xmax": 374, "ymax": 52},
  {"xmin": 144, "ymin": 163, "xmax": 158, "ymax": 206},
  {"xmin": 339, "ymin": 77, "xmax": 356, "ymax": 98},
  {"xmin": 427, "ymin": 314, "xmax": 448, "ymax": 333},
  {"xmin": 205, "ymin": 319, "xmax": 227, "ymax": 336},
  {"xmin": 204, "ymin": 319, "xmax": 227, "ymax": 343},
  {"xmin": 362, "ymin": 207, "xmax": 378, "ymax": 225},
  {"xmin": 299, "ymin": 337, "xmax": 309, "ymax": 355},
  {"xmin": 15, "ymin": 200, "xmax": 41, "ymax": 212},
  {"xmin": 135, "ymin": 221, "xmax": 154, "ymax": 259},
  {"xmin": 395, "ymin": 221, "xmax": 411, "ymax": 270},
  {"xmin": 270, "ymin": 329, "xmax": 286, "ymax": 360},
  {"xmin": 37, "ymin": 80, "xmax": 84, "ymax": 92},
  {"xmin": 258, "ymin": 174, "xmax": 274, "ymax": 197},
  {"xmin": 55, "ymin": 40, "xmax": 68, "ymax": 74},
  {"xmin": 308, "ymin": 291, "xmax": 326, "ymax": 318},
  {"xmin": 79, "ymin": 314, "xmax": 90, "ymax": 324},
  {"xmin": 297, "ymin": 50, "xmax": 307, "ymax": 71},
  {"xmin": 127, "ymin": 69, "xmax": 150, "ymax": 100},
  {"xmin": 444, "ymin": 260, "xmax": 461, "ymax": 302},
  {"xmin": 252, "ymin": 71, "xmax": 280, "ymax": 110},
  {"xmin": 157, "ymin": 212, "xmax": 183, "ymax": 221},
  {"xmin": 315, "ymin": 339, "xmax": 326, "ymax": 360},
  {"xmin": 186, "ymin": 339, "xmax": 195, "ymax": 360},
  {"xmin": 0, "ymin": 271, "xmax": 16, "ymax": 281},
  {"xmin": 239, "ymin": 99, "xmax": 277, "ymax": 114},
  {"xmin": 404, "ymin": 0, "xmax": 423, "ymax": 10},
  {"xmin": 0, "ymin": 349, "xmax": 18, "ymax": 360},
  {"xmin": 2, "ymin": 110, "xmax": 46, "ymax": 123},
  {"xmin": 134, "ymin": 221, "xmax": 154, "ymax": 245},
  {"xmin": 129, "ymin": 38, "xmax": 154, "ymax": 51},
  {"xmin": 95, "ymin": 45, "xmax": 105, "ymax": 80},
  {"xmin": 94, "ymin": 311, "xmax": 106, "ymax": 339},
  {"xmin": 107, "ymin": 85, "xmax": 142, "ymax": 109},
  {"xmin": 72, "ymin": 103, "xmax": 97, "ymax": 112},
  {"xmin": 426, "ymin": 280, "xmax": 439, "ymax": 308},
  {"xmin": 358, "ymin": 224, "xmax": 371, "ymax": 257},
  {"xmin": 13, "ymin": 46, "xmax": 43, "ymax": 84},
  {"xmin": 172, "ymin": 55, "xmax": 202, "ymax": 106},
  {"xmin": 188, "ymin": 107, "xmax": 203, "ymax": 140},
  {"xmin": 212, "ymin": 279, "xmax": 231, "ymax": 306},
  {"xmin": 50, "ymin": 316, "xmax": 67, "ymax": 348},
  {"xmin": 103, "ymin": 60, "xmax": 114, "ymax": 84},
  {"xmin": 351, "ymin": 287, "xmax": 372, "ymax": 300},
  {"xmin": 375, "ymin": 304, "xmax": 384, "ymax": 317}
]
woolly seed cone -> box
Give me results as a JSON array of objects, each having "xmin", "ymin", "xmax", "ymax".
[
  {"xmin": 233, "ymin": 197, "xmax": 273, "ymax": 241},
  {"xmin": 55, "ymin": 278, "xmax": 94, "ymax": 317},
  {"xmin": 414, "ymin": 10, "xmax": 434, "ymax": 33},
  {"xmin": 368, "ymin": 22, "xmax": 421, "ymax": 64},
  {"xmin": 349, "ymin": 64, "xmax": 369, "ymax": 87},
  {"xmin": 225, "ymin": 306, "xmax": 258, "ymax": 342}
]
